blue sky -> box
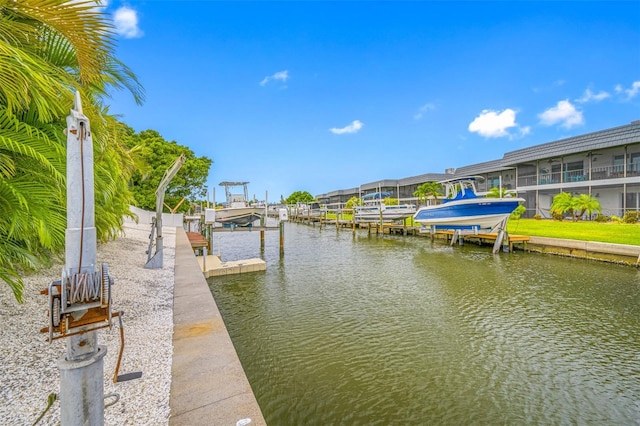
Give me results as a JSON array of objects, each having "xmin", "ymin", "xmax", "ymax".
[{"xmin": 103, "ymin": 1, "xmax": 640, "ymax": 203}]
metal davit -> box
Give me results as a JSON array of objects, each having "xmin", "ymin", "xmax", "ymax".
[{"xmin": 40, "ymin": 92, "xmax": 139, "ymax": 425}]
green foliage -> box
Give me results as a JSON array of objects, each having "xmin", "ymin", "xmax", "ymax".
[
  {"xmin": 0, "ymin": 0, "xmax": 144, "ymax": 302},
  {"xmin": 594, "ymin": 214, "xmax": 609, "ymax": 223},
  {"xmin": 610, "ymin": 215, "xmax": 622, "ymax": 223},
  {"xmin": 383, "ymin": 197, "xmax": 398, "ymax": 206},
  {"xmin": 510, "ymin": 204, "xmax": 526, "ymax": 220},
  {"xmin": 572, "ymin": 193, "xmax": 602, "ymax": 220},
  {"xmin": 413, "ymin": 182, "xmax": 443, "ymax": 203},
  {"xmin": 124, "ymin": 130, "xmax": 212, "ymax": 212},
  {"xmin": 285, "ymin": 191, "xmax": 316, "ymax": 204},
  {"xmin": 551, "ymin": 192, "xmax": 602, "ymax": 221},
  {"xmin": 486, "ymin": 187, "xmax": 516, "ymax": 198},
  {"xmin": 623, "ymin": 211, "xmax": 639, "ymax": 224},
  {"xmin": 345, "ymin": 196, "xmax": 362, "ymax": 209},
  {"xmin": 533, "ymin": 214, "xmax": 542, "ymax": 220},
  {"xmin": 550, "ymin": 192, "xmax": 575, "ymax": 220}
]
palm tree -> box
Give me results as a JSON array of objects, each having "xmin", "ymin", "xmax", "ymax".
[
  {"xmin": 573, "ymin": 194, "xmax": 602, "ymax": 220},
  {"xmin": 486, "ymin": 186, "xmax": 516, "ymax": 198},
  {"xmin": 413, "ymin": 182, "xmax": 443, "ymax": 205},
  {"xmin": 0, "ymin": 0, "xmax": 144, "ymax": 302},
  {"xmin": 550, "ymin": 192, "xmax": 576, "ymax": 221}
]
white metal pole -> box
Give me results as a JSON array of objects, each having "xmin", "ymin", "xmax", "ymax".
[{"xmin": 60, "ymin": 91, "xmax": 106, "ymax": 426}]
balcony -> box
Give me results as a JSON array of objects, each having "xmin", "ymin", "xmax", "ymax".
[{"xmin": 518, "ymin": 164, "xmax": 640, "ymax": 187}]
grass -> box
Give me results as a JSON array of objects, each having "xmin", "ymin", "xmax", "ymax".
[
  {"xmin": 507, "ymin": 218, "xmax": 640, "ymax": 246},
  {"xmin": 324, "ymin": 213, "xmax": 640, "ymax": 246}
]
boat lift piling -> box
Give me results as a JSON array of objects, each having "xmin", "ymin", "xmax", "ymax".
[{"xmin": 145, "ymin": 154, "xmax": 186, "ymax": 269}]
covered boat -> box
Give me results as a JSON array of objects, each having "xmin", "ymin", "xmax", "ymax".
[{"xmin": 413, "ymin": 177, "xmax": 524, "ymax": 231}]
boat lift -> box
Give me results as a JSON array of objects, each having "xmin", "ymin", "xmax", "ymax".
[
  {"xmin": 40, "ymin": 92, "xmax": 139, "ymax": 425},
  {"xmin": 145, "ymin": 154, "xmax": 186, "ymax": 268}
]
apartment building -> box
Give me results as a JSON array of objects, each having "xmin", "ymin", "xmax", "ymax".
[{"xmin": 316, "ymin": 121, "xmax": 640, "ymax": 218}]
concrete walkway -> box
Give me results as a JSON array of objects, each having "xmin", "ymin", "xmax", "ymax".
[{"xmin": 170, "ymin": 228, "xmax": 266, "ymax": 425}]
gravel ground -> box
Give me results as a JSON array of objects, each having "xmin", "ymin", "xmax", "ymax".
[{"xmin": 0, "ymin": 222, "xmax": 175, "ymax": 425}]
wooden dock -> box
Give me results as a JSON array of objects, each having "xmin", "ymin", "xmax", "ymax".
[
  {"xmin": 186, "ymin": 231, "xmax": 209, "ymax": 250},
  {"xmin": 435, "ymin": 230, "xmax": 530, "ymax": 252}
]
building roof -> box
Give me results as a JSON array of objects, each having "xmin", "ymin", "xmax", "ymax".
[
  {"xmin": 398, "ymin": 173, "xmax": 450, "ymax": 186},
  {"xmin": 454, "ymin": 159, "xmax": 513, "ymax": 176},
  {"xmin": 360, "ymin": 179, "xmax": 400, "ymax": 191},
  {"xmin": 502, "ymin": 121, "xmax": 640, "ymax": 165}
]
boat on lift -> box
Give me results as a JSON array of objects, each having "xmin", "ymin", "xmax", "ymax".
[
  {"xmin": 215, "ymin": 181, "xmax": 264, "ymax": 227},
  {"xmin": 354, "ymin": 191, "xmax": 417, "ymax": 222},
  {"xmin": 296, "ymin": 201, "xmax": 323, "ymax": 218},
  {"xmin": 412, "ymin": 177, "xmax": 524, "ymax": 231}
]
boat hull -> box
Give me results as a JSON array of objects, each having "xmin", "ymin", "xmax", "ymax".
[
  {"xmin": 355, "ymin": 205, "xmax": 416, "ymax": 222},
  {"xmin": 413, "ymin": 198, "xmax": 523, "ymax": 230},
  {"xmin": 215, "ymin": 207, "xmax": 264, "ymax": 226}
]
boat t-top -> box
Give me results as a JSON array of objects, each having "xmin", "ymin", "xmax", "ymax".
[
  {"xmin": 215, "ymin": 181, "xmax": 265, "ymax": 227},
  {"xmin": 413, "ymin": 176, "xmax": 525, "ymax": 231}
]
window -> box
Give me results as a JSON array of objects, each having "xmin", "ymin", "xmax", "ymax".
[{"xmin": 563, "ymin": 160, "xmax": 583, "ymax": 171}]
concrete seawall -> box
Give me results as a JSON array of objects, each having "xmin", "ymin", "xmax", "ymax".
[
  {"xmin": 527, "ymin": 236, "xmax": 640, "ymax": 265},
  {"xmin": 170, "ymin": 227, "xmax": 266, "ymax": 425}
]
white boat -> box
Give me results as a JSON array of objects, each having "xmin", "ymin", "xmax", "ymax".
[
  {"xmin": 296, "ymin": 202, "xmax": 323, "ymax": 218},
  {"xmin": 216, "ymin": 181, "xmax": 264, "ymax": 227},
  {"xmin": 413, "ymin": 177, "xmax": 524, "ymax": 231},
  {"xmin": 354, "ymin": 192, "xmax": 416, "ymax": 222}
]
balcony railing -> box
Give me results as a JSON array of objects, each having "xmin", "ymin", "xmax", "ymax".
[{"xmin": 518, "ymin": 164, "xmax": 640, "ymax": 187}]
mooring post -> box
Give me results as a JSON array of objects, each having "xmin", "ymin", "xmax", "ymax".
[{"xmin": 279, "ymin": 221, "xmax": 285, "ymax": 255}]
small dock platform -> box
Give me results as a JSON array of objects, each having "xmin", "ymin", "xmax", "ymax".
[
  {"xmin": 436, "ymin": 230, "xmax": 530, "ymax": 251},
  {"xmin": 197, "ymin": 254, "xmax": 266, "ymax": 278},
  {"xmin": 186, "ymin": 231, "xmax": 209, "ymax": 250}
]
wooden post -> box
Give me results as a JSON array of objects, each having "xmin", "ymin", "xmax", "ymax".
[
  {"xmin": 279, "ymin": 221, "xmax": 285, "ymax": 255},
  {"xmin": 260, "ymin": 229, "xmax": 265, "ymax": 251}
]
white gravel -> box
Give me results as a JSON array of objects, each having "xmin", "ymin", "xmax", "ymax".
[{"xmin": 0, "ymin": 222, "xmax": 175, "ymax": 425}]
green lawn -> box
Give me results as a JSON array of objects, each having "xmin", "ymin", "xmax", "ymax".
[
  {"xmin": 323, "ymin": 213, "xmax": 640, "ymax": 246},
  {"xmin": 507, "ymin": 218, "xmax": 640, "ymax": 246}
]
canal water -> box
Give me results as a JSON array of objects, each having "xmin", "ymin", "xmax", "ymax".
[{"xmin": 207, "ymin": 223, "xmax": 640, "ymax": 425}]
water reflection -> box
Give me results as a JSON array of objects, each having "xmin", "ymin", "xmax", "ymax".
[{"xmin": 208, "ymin": 223, "xmax": 640, "ymax": 425}]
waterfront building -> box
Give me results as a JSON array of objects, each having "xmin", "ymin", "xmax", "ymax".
[{"xmin": 316, "ymin": 120, "xmax": 640, "ymax": 218}]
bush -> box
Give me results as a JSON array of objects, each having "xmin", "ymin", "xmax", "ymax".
[
  {"xmin": 610, "ymin": 215, "xmax": 622, "ymax": 223},
  {"xmin": 510, "ymin": 205, "xmax": 526, "ymax": 220},
  {"xmin": 623, "ymin": 211, "xmax": 639, "ymax": 224},
  {"xmin": 552, "ymin": 211, "xmax": 564, "ymax": 221},
  {"xmin": 533, "ymin": 214, "xmax": 542, "ymax": 220},
  {"xmin": 594, "ymin": 213, "xmax": 609, "ymax": 223}
]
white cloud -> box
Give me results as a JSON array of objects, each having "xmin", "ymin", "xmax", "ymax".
[
  {"xmin": 538, "ymin": 100, "xmax": 584, "ymax": 128},
  {"xmin": 260, "ymin": 70, "xmax": 289, "ymax": 87},
  {"xmin": 623, "ymin": 81, "xmax": 640, "ymax": 99},
  {"xmin": 468, "ymin": 109, "xmax": 518, "ymax": 138},
  {"xmin": 413, "ymin": 103, "xmax": 436, "ymax": 120},
  {"xmin": 575, "ymin": 88, "xmax": 610, "ymax": 103},
  {"xmin": 329, "ymin": 120, "xmax": 364, "ymax": 135},
  {"xmin": 114, "ymin": 6, "xmax": 142, "ymax": 38}
]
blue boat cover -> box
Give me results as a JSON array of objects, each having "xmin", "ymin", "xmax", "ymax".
[{"xmin": 362, "ymin": 192, "xmax": 391, "ymax": 200}]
